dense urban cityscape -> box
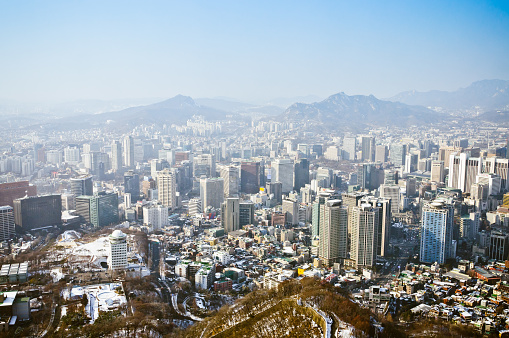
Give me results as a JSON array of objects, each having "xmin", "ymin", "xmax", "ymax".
[{"xmin": 1, "ymin": 1, "xmax": 509, "ymax": 337}]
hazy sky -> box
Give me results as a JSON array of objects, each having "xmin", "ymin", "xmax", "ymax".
[{"xmin": 1, "ymin": 1, "xmax": 508, "ymax": 102}]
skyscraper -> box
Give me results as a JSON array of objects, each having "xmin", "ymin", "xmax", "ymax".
[
  {"xmin": 361, "ymin": 136, "xmax": 375, "ymax": 162},
  {"xmin": 75, "ymin": 192, "xmax": 119, "ymax": 227},
  {"xmin": 375, "ymin": 145, "xmax": 388, "ymax": 163},
  {"xmin": 390, "ymin": 143, "xmax": 406, "ymax": 166},
  {"xmin": 342, "ymin": 136, "xmax": 357, "ymax": 161},
  {"xmin": 350, "ymin": 203, "xmax": 379, "ymax": 268},
  {"xmin": 158, "ymin": 169, "xmax": 177, "ymax": 209},
  {"xmin": 108, "ymin": 230, "xmax": 127, "ymax": 271},
  {"xmin": 360, "ymin": 196, "xmax": 391, "ymax": 257},
  {"xmin": 379, "ymin": 184, "xmax": 399, "ymax": 217},
  {"xmin": 240, "ymin": 161, "xmax": 261, "ymax": 194},
  {"xmin": 448, "ymin": 153, "xmax": 482, "ymax": 193},
  {"xmin": 420, "ymin": 199, "xmax": 453, "ymax": 264},
  {"xmin": 70, "ymin": 175, "xmax": 93, "ymax": 197},
  {"xmin": 200, "ymin": 177, "xmax": 224, "ymax": 209},
  {"xmin": 430, "ymin": 160, "xmax": 445, "ymax": 183},
  {"xmin": 318, "ymin": 199, "xmax": 348, "ymax": 267},
  {"xmin": 123, "ymin": 135, "xmax": 135, "ymax": 168},
  {"xmin": 219, "ymin": 165, "xmax": 239, "ymax": 197},
  {"xmin": 272, "ymin": 159, "xmax": 294, "ymax": 193},
  {"xmin": 293, "ymin": 158, "xmax": 310, "ymax": 192},
  {"xmin": 0, "ymin": 206, "xmax": 15, "ymax": 241},
  {"xmin": 221, "ymin": 197, "xmax": 240, "ymax": 233},
  {"xmin": 193, "ymin": 154, "xmax": 216, "ymax": 178},
  {"xmin": 124, "ymin": 171, "xmax": 140, "ymax": 202},
  {"xmin": 111, "ymin": 140, "xmax": 123, "ymax": 172}
]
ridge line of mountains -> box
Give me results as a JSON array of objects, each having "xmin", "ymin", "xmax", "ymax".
[{"xmin": 4, "ymin": 79, "xmax": 508, "ymax": 131}]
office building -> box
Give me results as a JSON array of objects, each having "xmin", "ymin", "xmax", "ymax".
[
  {"xmin": 357, "ymin": 163, "xmax": 383, "ymax": 191},
  {"xmin": 266, "ymin": 181, "xmax": 283, "ymax": 205},
  {"xmin": 70, "ymin": 175, "xmax": 93, "ymax": 197},
  {"xmin": 380, "ymin": 184, "xmax": 399, "ymax": 218},
  {"xmin": 361, "ymin": 136, "xmax": 375, "ymax": 162},
  {"xmin": 483, "ymin": 157, "xmax": 508, "ymax": 191},
  {"xmin": 0, "ymin": 206, "xmax": 15, "ymax": 241},
  {"xmin": 13, "ymin": 195, "xmax": 62, "ymax": 230},
  {"xmin": 342, "ymin": 136, "xmax": 357, "ymax": 161},
  {"xmin": 476, "ymin": 173, "xmax": 502, "ymax": 196},
  {"xmin": 239, "ymin": 201, "xmax": 255, "ymax": 226},
  {"xmin": 489, "ymin": 231, "xmax": 509, "ymax": 261},
  {"xmin": 200, "ymin": 177, "xmax": 224, "ymax": 209},
  {"xmin": 448, "ymin": 153, "xmax": 482, "ymax": 194},
  {"xmin": 193, "ymin": 154, "xmax": 216, "ymax": 178},
  {"xmin": 75, "ymin": 192, "xmax": 119, "ymax": 227},
  {"xmin": 318, "ymin": 199, "xmax": 348, "ymax": 267},
  {"xmin": 294, "ymin": 158, "xmax": 310, "ymax": 192},
  {"xmin": 108, "ymin": 230, "xmax": 127, "ymax": 271},
  {"xmin": 111, "ymin": 140, "xmax": 123, "ymax": 172},
  {"xmin": 390, "ymin": 143, "xmax": 406, "ymax": 166},
  {"xmin": 188, "ymin": 198, "xmax": 202, "ymax": 215},
  {"xmin": 124, "ymin": 171, "xmax": 140, "ymax": 202},
  {"xmin": 430, "ymin": 160, "xmax": 445, "ymax": 183},
  {"xmin": 311, "ymin": 193, "xmax": 329, "ymax": 237},
  {"xmin": 419, "ymin": 199, "xmax": 454, "ymax": 264},
  {"xmin": 158, "ymin": 169, "xmax": 177, "ymax": 209},
  {"xmin": 0, "ymin": 181, "xmax": 37, "ymax": 208},
  {"xmin": 282, "ymin": 198, "xmax": 299, "ymax": 226},
  {"xmin": 219, "ymin": 165, "xmax": 239, "ymax": 197},
  {"xmin": 383, "ymin": 170, "xmax": 399, "ymax": 185},
  {"xmin": 221, "ymin": 198, "xmax": 240, "ymax": 233},
  {"xmin": 359, "ymin": 196, "xmax": 391, "ymax": 257},
  {"xmin": 375, "ymin": 145, "xmax": 388, "ymax": 163},
  {"xmin": 272, "ymin": 159, "xmax": 294, "ymax": 193},
  {"xmin": 240, "ymin": 161, "xmax": 262, "ymax": 194}
]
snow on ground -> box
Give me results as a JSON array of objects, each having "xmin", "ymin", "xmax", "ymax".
[
  {"xmin": 70, "ymin": 237, "xmax": 109, "ymax": 258},
  {"xmin": 59, "ymin": 230, "xmax": 82, "ymax": 242},
  {"xmin": 50, "ymin": 268, "xmax": 65, "ymax": 282},
  {"xmin": 65, "ymin": 283, "xmax": 126, "ymax": 324}
]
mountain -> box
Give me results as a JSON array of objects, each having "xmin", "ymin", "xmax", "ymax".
[
  {"xmin": 195, "ymin": 97, "xmax": 283, "ymax": 116},
  {"xmin": 280, "ymin": 92, "xmax": 439, "ymax": 131},
  {"xmin": 389, "ymin": 79, "xmax": 509, "ymax": 112}
]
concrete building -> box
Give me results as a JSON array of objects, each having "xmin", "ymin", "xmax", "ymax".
[
  {"xmin": 361, "ymin": 136, "xmax": 375, "ymax": 162},
  {"xmin": 158, "ymin": 169, "xmax": 177, "ymax": 209},
  {"xmin": 350, "ymin": 203, "xmax": 379, "ymax": 268},
  {"xmin": 219, "ymin": 165, "xmax": 239, "ymax": 197},
  {"xmin": 122, "ymin": 135, "xmax": 135, "ymax": 168},
  {"xmin": 272, "ymin": 159, "xmax": 294, "ymax": 193},
  {"xmin": 431, "ymin": 160, "xmax": 445, "ymax": 183},
  {"xmin": 200, "ymin": 177, "xmax": 224, "ymax": 209},
  {"xmin": 70, "ymin": 175, "xmax": 93, "ymax": 197},
  {"xmin": 0, "ymin": 181, "xmax": 37, "ymax": 209},
  {"xmin": 282, "ymin": 198, "xmax": 299, "ymax": 226},
  {"xmin": 13, "ymin": 195, "xmax": 62, "ymax": 230},
  {"xmin": 221, "ymin": 198, "xmax": 240, "ymax": 233},
  {"xmin": 108, "ymin": 230, "xmax": 128, "ymax": 271},
  {"xmin": 420, "ymin": 199, "xmax": 454, "ymax": 264},
  {"xmin": 318, "ymin": 199, "xmax": 348, "ymax": 267},
  {"xmin": 375, "ymin": 145, "xmax": 388, "ymax": 163},
  {"xmin": 111, "ymin": 140, "xmax": 123, "ymax": 172},
  {"xmin": 294, "ymin": 158, "xmax": 310, "ymax": 192},
  {"xmin": 124, "ymin": 171, "xmax": 140, "ymax": 202},
  {"xmin": 0, "ymin": 206, "xmax": 15, "ymax": 242},
  {"xmin": 342, "ymin": 136, "xmax": 357, "ymax": 161},
  {"xmin": 143, "ymin": 205, "xmax": 169, "ymax": 230},
  {"xmin": 390, "ymin": 143, "xmax": 406, "ymax": 166}
]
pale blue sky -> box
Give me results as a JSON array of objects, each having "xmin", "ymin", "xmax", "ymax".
[{"xmin": 0, "ymin": 1, "xmax": 508, "ymax": 102}]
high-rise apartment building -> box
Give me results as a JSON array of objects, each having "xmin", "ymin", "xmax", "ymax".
[
  {"xmin": 221, "ymin": 197, "xmax": 240, "ymax": 233},
  {"xmin": 200, "ymin": 177, "xmax": 224, "ymax": 209},
  {"xmin": 420, "ymin": 199, "xmax": 454, "ymax": 264},
  {"xmin": 143, "ymin": 205, "xmax": 169, "ymax": 230},
  {"xmin": 122, "ymin": 135, "xmax": 135, "ymax": 168},
  {"xmin": 111, "ymin": 140, "xmax": 123, "ymax": 172},
  {"xmin": 64, "ymin": 146, "xmax": 80, "ymax": 164},
  {"xmin": 350, "ymin": 203, "xmax": 379, "ymax": 268},
  {"xmin": 318, "ymin": 199, "xmax": 348, "ymax": 267},
  {"xmin": 0, "ymin": 206, "xmax": 15, "ymax": 241},
  {"xmin": 158, "ymin": 169, "xmax": 177, "ymax": 209}
]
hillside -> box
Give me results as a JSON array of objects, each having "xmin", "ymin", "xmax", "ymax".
[
  {"xmin": 280, "ymin": 92, "xmax": 439, "ymax": 131},
  {"xmin": 183, "ymin": 278, "xmax": 403, "ymax": 338}
]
